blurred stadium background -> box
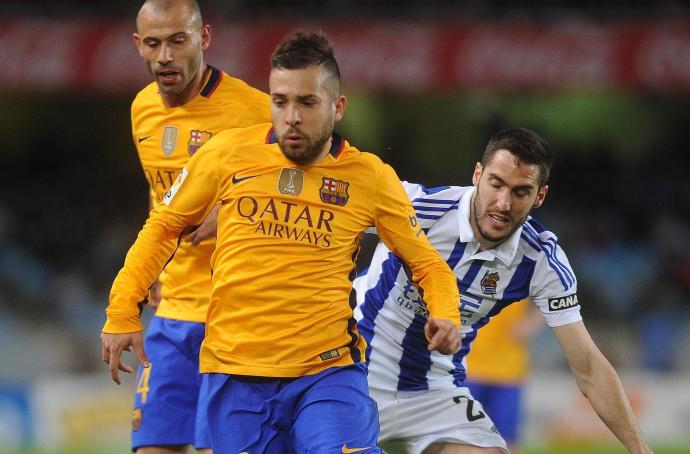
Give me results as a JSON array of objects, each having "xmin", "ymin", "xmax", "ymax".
[{"xmin": 1, "ymin": 1, "xmax": 689, "ymax": 453}]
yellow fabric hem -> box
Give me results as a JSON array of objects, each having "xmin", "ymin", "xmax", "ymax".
[
  {"xmin": 154, "ymin": 305, "xmax": 207, "ymax": 323},
  {"xmin": 200, "ymin": 357, "xmax": 358, "ymax": 378}
]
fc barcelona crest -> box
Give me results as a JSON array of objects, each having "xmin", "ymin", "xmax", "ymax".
[
  {"xmin": 320, "ymin": 177, "xmax": 349, "ymax": 206},
  {"xmin": 480, "ymin": 270, "xmax": 500, "ymax": 295},
  {"xmin": 188, "ymin": 130, "xmax": 212, "ymax": 155}
]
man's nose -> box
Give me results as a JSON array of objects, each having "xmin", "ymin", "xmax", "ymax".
[
  {"xmin": 496, "ymin": 190, "xmax": 511, "ymax": 212},
  {"xmin": 157, "ymin": 44, "xmax": 173, "ymax": 64},
  {"xmin": 285, "ymin": 105, "xmax": 301, "ymax": 125}
]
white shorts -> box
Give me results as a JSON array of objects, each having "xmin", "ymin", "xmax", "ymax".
[{"xmin": 370, "ymin": 387, "xmax": 509, "ymax": 454}]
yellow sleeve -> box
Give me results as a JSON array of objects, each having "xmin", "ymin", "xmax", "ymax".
[
  {"xmin": 373, "ymin": 164, "xmax": 460, "ymax": 326},
  {"xmin": 103, "ymin": 144, "xmax": 222, "ymax": 333}
]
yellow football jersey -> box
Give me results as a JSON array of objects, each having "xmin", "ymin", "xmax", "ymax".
[
  {"xmin": 466, "ymin": 298, "xmax": 531, "ymax": 383},
  {"xmin": 105, "ymin": 123, "xmax": 460, "ymax": 377},
  {"xmin": 131, "ymin": 66, "xmax": 270, "ymax": 322}
]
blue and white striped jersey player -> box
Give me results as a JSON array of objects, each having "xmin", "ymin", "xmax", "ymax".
[{"xmin": 355, "ymin": 129, "xmax": 652, "ymax": 454}]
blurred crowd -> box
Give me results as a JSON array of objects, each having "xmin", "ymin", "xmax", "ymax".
[
  {"xmin": 0, "ymin": 0, "xmax": 689, "ymax": 381},
  {"xmin": 1, "ymin": 93, "xmax": 688, "ymax": 382}
]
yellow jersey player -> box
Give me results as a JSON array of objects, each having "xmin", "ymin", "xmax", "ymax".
[
  {"xmin": 127, "ymin": 1, "xmax": 269, "ymax": 453},
  {"xmin": 466, "ymin": 299, "xmax": 544, "ymax": 453},
  {"xmin": 102, "ymin": 31, "xmax": 461, "ymax": 453}
]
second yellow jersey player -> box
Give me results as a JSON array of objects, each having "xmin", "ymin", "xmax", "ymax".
[
  {"xmin": 132, "ymin": 66, "xmax": 270, "ymax": 322},
  {"xmin": 106, "ymin": 123, "xmax": 460, "ymax": 377}
]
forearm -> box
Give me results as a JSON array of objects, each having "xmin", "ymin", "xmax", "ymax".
[
  {"xmin": 104, "ymin": 212, "xmax": 182, "ymax": 333},
  {"xmin": 575, "ymin": 355, "xmax": 652, "ymax": 453},
  {"xmin": 414, "ymin": 260, "xmax": 460, "ymax": 325}
]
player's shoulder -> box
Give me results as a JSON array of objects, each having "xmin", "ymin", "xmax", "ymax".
[
  {"xmin": 131, "ymin": 81, "xmax": 159, "ymax": 112},
  {"xmin": 518, "ymin": 216, "xmax": 574, "ymax": 277},
  {"xmin": 520, "ymin": 216, "xmax": 561, "ymax": 249},
  {"xmin": 340, "ymin": 143, "xmax": 401, "ymax": 178},
  {"xmin": 212, "ymin": 70, "xmax": 269, "ymax": 103},
  {"xmin": 402, "ymin": 182, "xmax": 467, "ymax": 203},
  {"xmin": 520, "ymin": 217, "xmax": 577, "ymax": 295},
  {"xmin": 210, "ymin": 122, "xmax": 273, "ymax": 146}
]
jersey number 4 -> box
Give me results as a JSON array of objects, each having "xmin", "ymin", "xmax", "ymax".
[{"xmin": 136, "ymin": 365, "xmax": 152, "ymax": 404}]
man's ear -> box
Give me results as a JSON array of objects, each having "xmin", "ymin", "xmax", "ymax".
[
  {"xmin": 334, "ymin": 95, "xmax": 347, "ymax": 122},
  {"xmin": 472, "ymin": 162, "xmax": 482, "ymax": 187},
  {"xmin": 201, "ymin": 24, "xmax": 212, "ymax": 51},
  {"xmin": 133, "ymin": 33, "xmax": 144, "ymax": 57},
  {"xmin": 533, "ymin": 185, "xmax": 549, "ymax": 208}
]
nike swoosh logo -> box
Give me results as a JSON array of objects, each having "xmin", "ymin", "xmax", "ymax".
[
  {"xmin": 138, "ymin": 135, "xmax": 152, "ymax": 143},
  {"xmin": 231, "ymin": 173, "xmax": 258, "ymax": 184},
  {"xmin": 342, "ymin": 444, "xmax": 370, "ymax": 453}
]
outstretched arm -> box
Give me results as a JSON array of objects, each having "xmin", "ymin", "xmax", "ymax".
[
  {"xmin": 373, "ymin": 166, "xmax": 460, "ymax": 354},
  {"xmin": 552, "ymin": 321, "xmax": 653, "ymax": 453},
  {"xmin": 102, "ymin": 144, "xmax": 222, "ymax": 384}
]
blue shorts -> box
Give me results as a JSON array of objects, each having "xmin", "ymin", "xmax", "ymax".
[
  {"xmin": 205, "ymin": 363, "xmax": 381, "ymax": 453},
  {"xmin": 131, "ymin": 316, "xmax": 210, "ymax": 451},
  {"xmin": 465, "ymin": 381, "xmax": 522, "ymax": 444}
]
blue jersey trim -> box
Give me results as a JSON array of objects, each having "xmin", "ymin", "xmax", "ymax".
[
  {"xmin": 411, "ymin": 197, "xmax": 458, "ymax": 205},
  {"xmin": 522, "ymin": 224, "xmax": 574, "ymax": 289},
  {"xmin": 460, "ymin": 260, "xmax": 485, "ymax": 290},
  {"xmin": 358, "ymin": 254, "xmax": 403, "ymax": 365},
  {"xmin": 412, "ymin": 204, "xmax": 459, "ymax": 212},
  {"xmin": 501, "ymin": 255, "xmax": 536, "ymax": 301},
  {"xmin": 451, "ymin": 315, "xmax": 491, "ymax": 386},
  {"xmin": 416, "ymin": 185, "xmax": 451, "ymax": 195},
  {"xmin": 396, "ymin": 314, "xmax": 433, "ymax": 391},
  {"xmin": 446, "ymin": 239, "xmax": 467, "ymax": 270}
]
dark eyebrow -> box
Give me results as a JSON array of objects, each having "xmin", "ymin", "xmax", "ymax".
[
  {"xmin": 297, "ymin": 95, "xmax": 318, "ymax": 102},
  {"xmin": 487, "ymin": 173, "xmax": 534, "ymax": 192}
]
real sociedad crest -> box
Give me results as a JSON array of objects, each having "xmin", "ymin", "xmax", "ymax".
[
  {"xmin": 480, "ymin": 270, "xmax": 500, "ymax": 295},
  {"xmin": 320, "ymin": 177, "xmax": 349, "ymax": 206},
  {"xmin": 188, "ymin": 130, "xmax": 212, "ymax": 155}
]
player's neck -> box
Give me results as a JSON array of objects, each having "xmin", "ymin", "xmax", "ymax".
[
  {"xmin": 313, "ymin": 137, "xmax": 333, "ymax": 164},
  {"xmin": 160, "ymin": 63, "xmax": 209, "ymax": 108}
]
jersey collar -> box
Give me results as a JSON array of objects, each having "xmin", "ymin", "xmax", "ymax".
[
  {"xmin": 200, "ymin": 65, "xmax": 222, "ymax": 98},
  {"xmin": 457, "ymin": 186, "xmax": 522, "ymax": 266}
]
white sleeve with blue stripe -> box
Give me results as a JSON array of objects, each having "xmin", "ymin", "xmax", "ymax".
[
  {"xmin": 402, "ymin": 181, "xmax": 462, "ymax": 231},
  {"xmin": 522, "ymin": 220, "xmax": 582, "ymax": 327}
]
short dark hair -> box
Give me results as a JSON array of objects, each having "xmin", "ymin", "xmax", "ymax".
[
  {"xmin": 271, "ymin": 31, "xmax": 341, "ymax": 93},
  {"xmin": 482, "ymin": 128, "xmax": 553, "ymax": 186}
]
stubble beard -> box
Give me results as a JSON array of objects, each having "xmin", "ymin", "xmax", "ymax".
[
  {"xmin": 473, "ymin": 189, "xmax": 529, "ymax": 246},
  {"xmin": 150, "ymin": 52, "xmax": 201, "ymax": 96},
  {"xmin": 278, "ymin": 124, "xmax": 332, "ymax": 166}
]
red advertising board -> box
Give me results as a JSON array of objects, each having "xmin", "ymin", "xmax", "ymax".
[{"xmin": 0, "ymin": 19, "xmax": 688, "ymax": 92}]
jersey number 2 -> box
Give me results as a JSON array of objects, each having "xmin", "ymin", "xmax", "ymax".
[{"xmin": 452, "ymin": 395, "xmax": 486, "ymax": 422}]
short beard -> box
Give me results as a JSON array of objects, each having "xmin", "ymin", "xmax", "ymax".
[
  {"xmin": 473, "ymin": 189, "xmax": 528, "ymax": 245},
  {"xmin": 278, "ymin": 125, "xmax": 332, "ymax": 166}
]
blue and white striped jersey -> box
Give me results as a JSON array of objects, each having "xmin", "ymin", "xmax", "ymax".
[{"xmin": 354, "ymin": 183, "xmax": 582, "ymax": 392}]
